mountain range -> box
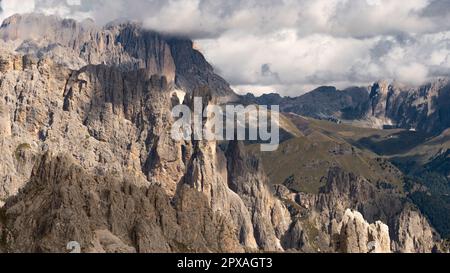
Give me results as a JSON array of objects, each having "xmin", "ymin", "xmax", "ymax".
[{"xmin": 0, "ymin": 13, "xmax": 448, "ymax": 253}]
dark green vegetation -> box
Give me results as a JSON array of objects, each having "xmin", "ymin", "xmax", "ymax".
[{"xmin": 404, "ymin": 168, "xmax": 450, "ymax": 238}]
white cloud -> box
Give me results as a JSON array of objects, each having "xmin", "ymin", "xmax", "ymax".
[
  {"xmin": 1, "ymin": 0, "xmax": 35, "ymax": 20},
  {"xmin": 1, "ymin": 0, "xmax": 450, "ymax": 95},
  {"xmin": 199, "ymin": 29, "xmax": 450, "ymax": 96}
]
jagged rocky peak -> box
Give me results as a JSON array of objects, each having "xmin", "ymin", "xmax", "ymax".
[
  {"xmin": 369, "ymin": 80, "xmax": 389, "ymax": 105},
  {"xmin": 0, "ymin": 13, "xmax": 284, "ymax": 252},
  {"xmin": 339, "ymin": 209, "xmax": 391, "ymax": 253},
  {"xmin": 275, "ymin": 167, "xmax": 438, "ymax": 253},
  {"xmin": 0, "ymin": 13, "xmax": 237, "ymax": 99}
]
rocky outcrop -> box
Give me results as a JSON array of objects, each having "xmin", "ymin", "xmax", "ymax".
[
  {"xmin": 339, "ymin": 209, "xmax": 390, "ymax": 253},
  {"xmin": 63, "ymin": 64, "xmax": 186, "ymax": 195},
  {"xmin": 178, "ymin": 89, "xmax": 290, "ymax": 251},
  {"xmin": 0, "ymin": 74, "xmax": 290, "ymax": 253},
  {"xmin": 277, "ymin": 168, "xmax": 437, "ymax": 253},
  {"xmin": 392, "ymin": 207, "xmax": 435, "ymax": 253},
  {"xmin": 369, "ymin": 81, "xmax": 391, "ymax": 120},
  {"xmin": 0, "ymin": 153, "xmax": 243, "ymax": 253},
  {"xmin": 183, "ymin": 139, "xmax": 259, "ymax": 250},
  {"xmin": 226, "ymin": 141, "xmax": 290, "ymax": 251},
  {"xmin": 0, "ymin": 100, "xmax": 10, "ymax": 136},
  {"xmin": 0, "ymin": 14, "xmax": 289, "ymax": 252}
]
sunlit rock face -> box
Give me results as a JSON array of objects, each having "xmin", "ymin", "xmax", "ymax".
[{"xmin": 339, "ymin": 209, "xmax": 391, "ymax": 253}]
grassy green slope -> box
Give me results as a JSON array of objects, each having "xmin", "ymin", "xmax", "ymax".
[{"xmin": 248, "ymin": 113, "xmax": 404, "ymax": 194}]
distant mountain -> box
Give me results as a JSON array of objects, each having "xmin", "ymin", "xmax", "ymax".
[
  {"xmin": 245, "ymin": 79, "xmax": 450, "ymax": 136},
  {"xmin": 241, "ymin": 86, "xmax": 369, "ymax": 120}
]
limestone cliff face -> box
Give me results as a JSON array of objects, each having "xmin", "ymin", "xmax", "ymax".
[
  {"xmin": 368, "ymin": 81, "xmax": 395, "ymax": 126},
  {"xmin": 63, "ymin": 65, "xmax": 186, "ymax": 195},
  {"xmin": 0, "ymin": 13, "xmax": 237, "ymax": 99},
  {"xmin": 226, "ymin": 141, "xmax": 291, "ymax": 251},
  {"xmin": 0, "ymin": 14, "xmax": 288, "ymax": 252},
  {"xmin": 366, "ymin": 79, "xmax": 450, "ymax": 133},
  {"xmin": 180, "ymin": 91, "xmax": 290, "ymax": 251},
  {"xmin": 0, "ymin": 13, "xmax": 439, "ymax": 253},
  {"xmin": 0, "ymin": 13, "xmax": 236, "ymax": 200}
]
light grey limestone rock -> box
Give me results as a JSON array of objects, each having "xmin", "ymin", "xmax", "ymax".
[
  {"xmin": 339, "ymin": 209, "xmax": 391, "ymax": 253},
  {"xmin": 392, "ymin": 207, "xmax": 436, "ymax": 253}
]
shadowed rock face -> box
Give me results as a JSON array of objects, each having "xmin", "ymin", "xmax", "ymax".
[
  {"xmin": 225, "ymin": 141, "xmax": 291, "ymax": 251},
  {"xmin": 1, "ymin": 153, "xmax": 243, "ymax": 253},
  {"xmin": 0, "ymin": 13, "xmax": 440, "ymax": 253}
]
